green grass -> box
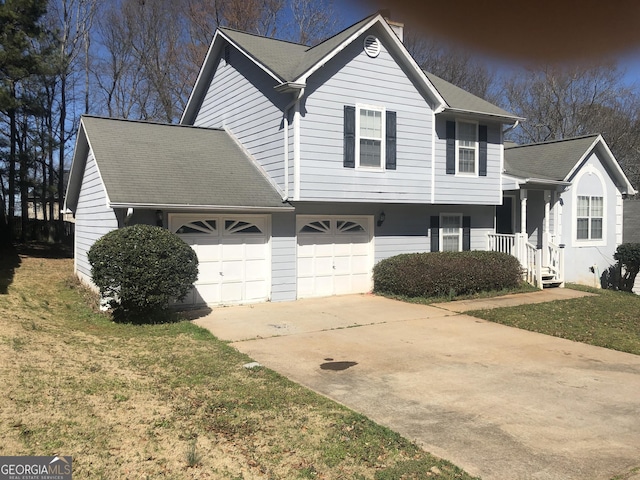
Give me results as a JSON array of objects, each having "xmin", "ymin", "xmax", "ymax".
[
  {"xmin": 0, "ymin": 245, "xmax": 479, "ymax": 479},
  {"xmin": 467, "ymin": 284, "xmax": 640, "ymax": 355}
]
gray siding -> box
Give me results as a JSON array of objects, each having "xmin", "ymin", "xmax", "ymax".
[
  {"xmin": 433, "ymin": 116, "xmax": 503, "ymax": 205},
  {"xmin": 271, "ymin": 212, "xmax": 297, "ymax": 301},
  {"xmin": 74, "ymin": 151, "xmax": 118, "ymax": 285},
  {"xmin": 560, "ymin": 151, "xmax": 622, "ymax": 285},
  {"xmin": 193, "ymin": 52, "xmax": 288, "ymax": 193},
  {"xmin": 298, "ymin": 29, "xmax": 433, "ymax": 202}
]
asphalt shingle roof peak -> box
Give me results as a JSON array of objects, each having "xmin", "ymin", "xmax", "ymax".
[
  {"xmin": 82, "ymin": 114, "xmax": 223, "ymax": 132},
  {"xmin": 505, "ymin": 134, "xmax": 599, "ymax": 150}
]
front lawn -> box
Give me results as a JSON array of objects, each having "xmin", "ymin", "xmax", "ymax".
[
  {"xmin": 0, "ymin": 244, "xmax": 477, "ymax": 479},
  {"xmin": 467, "ymin": 284, "xmax": 640, "ymax": 355}
]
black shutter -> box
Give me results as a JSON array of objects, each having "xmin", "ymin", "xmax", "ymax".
[
  {"xmin": 344, "ymin": 105, "xmax": 355, "ymax": 168},
  {"xmin": 386, "ymin": 111, "xmax": 397, "ymax": 170},
  {"xmin": 479, "ymin": 125, "xmax": 488, "ymax": 176},
  {"xmin": 463, "ymin": 216, "xmax": 471, "ymax": 251},
  {"xmin": 430, "ymin": 216, "xmax": 439, "ymax": 252},
  {"xmin": 446, "ymin": 121, "xmax": 456, "ymax": 174}
]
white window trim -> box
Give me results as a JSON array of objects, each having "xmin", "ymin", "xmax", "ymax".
[
  {"xmin": 571, "ymin": 164, "xmax": 606, "ymax": 247},
  {"xmin": 439, "ymin": 213, "xmax": 463, "ymax": 252},
  {"xmin": 455, "ymin": 120, "xmax": 479, "ymax": 176},
  {"xmin": 355, "ymin": 104, "xmax": 385, "ymax": 170}
]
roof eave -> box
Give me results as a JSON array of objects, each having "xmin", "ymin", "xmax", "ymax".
[
  {"xmin": 442, "ymin": 107, "xmax": 524, "ymax": 123},
  {"xmin": 502, "ymin": 173, "xmax": 571, "ymax": 187},
  {"xmin": 108, "ymin": 202, "xmax": 294, "ymax": 212}
]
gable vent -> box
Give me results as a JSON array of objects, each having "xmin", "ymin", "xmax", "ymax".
[{"xmin": 364, "ymin": 35, "xmax": 381, "ymax": 58}]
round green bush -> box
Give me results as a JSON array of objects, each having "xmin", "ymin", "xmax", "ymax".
[
  {"xmin": 614, "ymin": 242, "xmax": 640, "ymax": 292},
  {"xmin": 373, "ymin": 251, "xmax": 523, "ymax": 298},
  {"xmin": 88, "ymin": 224, "xmax": 198, "ymax": 321}
]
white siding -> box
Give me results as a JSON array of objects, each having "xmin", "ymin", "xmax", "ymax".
[
  {"xmin": 299, "ymin": 29, "xmax": 433, "ymax": 202},
  {"xmin": 561, "ymin": 151, "xmax": 621, "ymax": 285},
  {"xmin": 433, "ymin": 116, "xmax": 503, "ymax": 205},
  {"xmin": 74, "ymin": 151, "xmax": 118, "ymax": 286},
  {"xmin": 193, "ymin": 52, "xmax": 288, "ymax": 192},
  {"xmin": 271, "ymin": 212, "xmax": 297, "ymax": 301}
]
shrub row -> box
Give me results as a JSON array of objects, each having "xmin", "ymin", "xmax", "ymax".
[{"xmin": 373, "ymin": 251, "xmax": 523, "ymax": 298}]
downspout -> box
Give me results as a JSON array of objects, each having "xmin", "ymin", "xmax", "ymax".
[
  {"xmin": 282, "ymin": 86, "xmax": 305, "ymax": 201},
  {"xmin": 502, "ymin": 120, "xmax": 520, "ymax": 135}
]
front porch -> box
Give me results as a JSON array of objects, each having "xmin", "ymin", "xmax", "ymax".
[
  {"xmin": 488, "ymin": 232, "xmax": 565, "ymax": 289},
  {"xmin": 489, "ymin": 188, "xmax": 566, "ymax": 289}
]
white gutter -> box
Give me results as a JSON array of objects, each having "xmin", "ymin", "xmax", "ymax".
[
  {"xmin": 109, "ymin": 203, "xmax": 295, "ymax": 212},
  {"xmin": 278, "ymin": 83, "xmax": 306, "ymax": 201}
]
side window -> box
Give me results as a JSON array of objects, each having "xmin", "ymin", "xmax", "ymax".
[
  {"xmin": 344, "ymin": 105, "xmax": 396, "ymax": 170},
  {"xmin": 446, "ymin": 121, "xmax": 488, "ymax": 176},
  {"xmin": 457, "ymin": 121, "xmax": 477, "ymax": 174},
  {"xmin": 440, "ymin": 214, "xmax": 462, "ymax": 252},
  {"xmin": 577, "ymin": 196, "xmax": 603, "ymax": 240}
]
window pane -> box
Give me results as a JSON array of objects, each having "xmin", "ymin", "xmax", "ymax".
[
  {"xmin": 360, "ymin": 139, "xmax": 381, "ymax": 167},
  {"xmin": 459, "ymin": 148, "xmax": 475, "ymax": 173},
  {"xmin": 591, "ymin": 218, "xmax": 603, "ymax": 239},
  {"xmin": 458, "ymin": 122, "xmax": 476, "ymax": 146},
  {"xmin": 591, "ymin": 197, "xmax": 603, "ymax": 217},
  {"xmin": 360, "ymin": 109, "xmax": 381, "ymax": 138},
  {"xmin": 442, "ymin": 235, "xmax": 460, "ymax": 252},
  {"xmin": 577, "ymin": 218, "xmax": 589, "ymax": 239},
  {"xmin": 577, "ymin": 196, "xmax": 590, "ymax": 216}
]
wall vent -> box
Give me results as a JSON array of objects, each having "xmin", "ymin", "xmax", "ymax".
[{"xmin": 364, "ymin": 35, "xmax": 381, "ymax": 58}]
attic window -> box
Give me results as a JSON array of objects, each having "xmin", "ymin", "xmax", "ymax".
[{"xmin": 364, "ymin": 35, "xmax": 381, "ymax": 58}]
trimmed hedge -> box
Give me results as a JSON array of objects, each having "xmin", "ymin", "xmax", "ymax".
[
  {"xmin": 373, "ymin": 251, "xmax": 522, "ymax": 298},
  {"xmin": 88, "ymin": 225, "xmax": 198, "ymax": 321}
]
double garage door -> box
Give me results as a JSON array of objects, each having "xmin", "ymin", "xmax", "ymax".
[
  {"xmin": 296, "ymin": 215, "xmax": 374, "ymax": 298},
  {"xmin": 171, "ymin": 214, "xmax": 374, "ymax": 305},
  {"xmin": 171, "ymin": 214, "xmax": 269, "ymax": 306}
]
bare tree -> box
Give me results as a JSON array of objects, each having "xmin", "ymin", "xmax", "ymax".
[
  {"xmin": 289, "ymin": 0, "xmax": 337, "ymax": 45},
  {"xmin": 404, "ymin": 27, "xmax": 498, "ymax": 102},
  {"xmin": 503, "ymin": 63, "xmax": 640, "ymax": 190}
]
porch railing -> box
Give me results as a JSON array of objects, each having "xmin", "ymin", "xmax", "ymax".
[
  {"xmin": 545, "ymin": 239, "xmax": 565, "ymax": 287},
  {"xmin": 487, "ymin": 232, "xmax": 547, "ymax": 289},
  {"xmin": 524, "ymin": 241, "xmax": 543, "ymax": 289},
  {"xmin": 487, "ymin": 233, "xmax": 516, "ymax": 256}
]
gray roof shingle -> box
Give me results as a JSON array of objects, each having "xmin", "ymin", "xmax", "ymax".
[
  {"xmin": 80, "ymin": 116, "xmax": 289, "ymax": 210},
  {"xmin": 504, "ymin": 135, "xmax": 599, "ymax": 181},
  {"xmin": 424, "ymin": 71, "xmax": 517, "ymax": 119},
  {"xmin": 220, "ymin": 15, "xmax": 375, "ymax": 82}
]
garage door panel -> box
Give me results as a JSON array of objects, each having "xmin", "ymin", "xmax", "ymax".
[
  {"xmin": 172, "ymin": 215, "xmax": 269, "ymax": 306},
  {"xmin": 297, "ymin": 216, "xmax": 372, "ymax": 299}
]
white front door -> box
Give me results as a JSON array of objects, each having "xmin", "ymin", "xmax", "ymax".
[
  {"xmin": 296, "ymin": 216, "xmax": 374, "ymax": 298},
  {"xmin": 170, "ymin": 214, "xmax": 270, "ymax": 305}
]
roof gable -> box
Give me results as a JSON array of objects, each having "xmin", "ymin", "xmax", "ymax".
[
  {"xmin": 182, "ymin": 14, "xmax": 448, "ymax": 123},
  {"xmin": 504, "ymin": 135, "xmax": 636, "ymax": 194},
  {"xmin": 66, "ymin": 116, "xmax": 291, "ymax": 212}
]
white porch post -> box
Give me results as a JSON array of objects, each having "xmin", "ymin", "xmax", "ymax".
[
  {"xmin": 520, "ymin": 190, "xmax": 527, "ymax": 235},
  {"xmin": 543, "ymin": 191, "xmax": 551, "ymax": 266},
  {"xmin": 516, "ymin": 190, "xmax": 528, "ymax": 267}
]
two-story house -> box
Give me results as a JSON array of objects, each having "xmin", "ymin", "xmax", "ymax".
[{"xmin": 65, "ymin": 13, "xmax": 636, "ymax": 306}]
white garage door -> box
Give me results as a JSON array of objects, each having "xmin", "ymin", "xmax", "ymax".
[
  {"xmin": 170, "ymin": 215, "xmax": 269, "ymax": 305},
  {"xmin": 297, "ymin": 216, "xmax": 373, "ymax": 298}
]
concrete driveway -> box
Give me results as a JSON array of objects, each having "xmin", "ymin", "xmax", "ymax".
[{"xmin": 194, "ymin": 293, "xmax": 640, "ymax": 480}]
